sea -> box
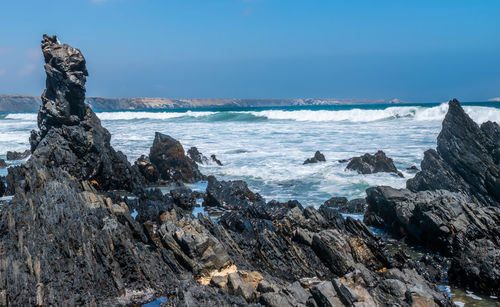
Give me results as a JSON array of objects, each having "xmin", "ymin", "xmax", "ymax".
[{"xmin": 1, "ymin": 101, "xmax": 500, "ymax": 305}]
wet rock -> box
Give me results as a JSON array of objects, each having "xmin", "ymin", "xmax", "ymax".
[
  {"xmin": 303, "ymin": 151, "xmax": 326, "ymax": 165},
  {"xmin": 324, "ymin": 196, "xmax": 348, "ymax": 208},
  {"xmin": 0, "ymin": 158, "xmax": 6, "ymax": 168},
  {"xmin": 0, "ymin": 176, "xmax": 5, "ymax": 197},
  {"xmin": 406, "ymin": 165, "xmax": 419, "ymax": 172},
  {"xmin": 6, "ymin": 149, "xmax": 30, "ymax": 160},
  {"xmin": 346, "ymin": 150, "xmax": 400, "ymax": 175},
  {"xmin": 324, "ymin": 197, "xmax": 367, "ymax": 214},
  {"xmin": 149, "ymin": 132, "xmax": 203, "ymax": 183},
  {"xmin": 204, "ymin": 175, "xmax": 264, "ymax": 209},
  {"xmin": 187, "ymin": 146, "xmax": 208, "ymax": 164},
  {"xmin": 211, "ymin": 154, "xmax": 223, "ymax": 166},
  {"xmin": 170, "ymin": 186, "xmax": 197, "ymax": 210},
  {"xmin": 134, "ymin": 155, "xmax": 159, "ymax": 184}
]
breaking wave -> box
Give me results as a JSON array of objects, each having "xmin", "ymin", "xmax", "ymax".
[{"xmin": 2, "ymin": 103, "xmax": 499, "ymax": 124}]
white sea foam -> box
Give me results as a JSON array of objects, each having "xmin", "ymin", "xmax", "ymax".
[
  {"xmin": 95, "ymin": 110, "xmax": 216, "ymax": 120},
  {"xmin": 5, "ymin": 113, "xmax": 37, "ymax": 120},
  {"xmin": 244, "ymin": 103, "xmax": 500, "ymax": 123}
]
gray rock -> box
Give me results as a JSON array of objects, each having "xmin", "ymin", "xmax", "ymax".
[
  {"xmin": 303, "ymin": 151, "xmax": 326, "ymax": 165},
  {"xmin": 346, "ymin": 150, "xmax": 401, "ymax": 175}
]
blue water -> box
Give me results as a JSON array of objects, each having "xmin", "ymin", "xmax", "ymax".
[{"xmin": 1, "ymin": 101, "xmax": 499, "ymax": 207}]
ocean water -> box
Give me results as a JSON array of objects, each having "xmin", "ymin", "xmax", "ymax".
[{"xmin": 1, "ymin": 101, "xmax": 499, "ymax": 208}]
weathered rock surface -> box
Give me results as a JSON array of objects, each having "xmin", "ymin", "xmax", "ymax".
[
  {"xmin": 6, "ymin": 149, "xmax": 30, "ymax": 160},
  {"xmin": 187, "ymin": 146, "xmax": 208, "ymax": 164},
  {"xmin": 325, "ymin": 197, "xmax": 367, "ymax": 214},
  {"xmin": 0, "ymin": 159, "xmax": 6, "ymax": 168},
  {"xmin": 134, "ymin": 155, "xmax": 159, "ymax": 184},
  {"xmin": 7, "ymin": 35, "xmax": 144, "ymax": 193},
  {"xmin": 303, "ymin": 151, "xmax": 326, "ymax": 164},
  {"xmin": 203, "ymin": 175, "xmax": 265, "ymax": 209},
  {"xmin": 149, "ymin": 132, "xmax": 203, "ymax": 184},
  {"xmin": 346, "ymin": 150, "xmax": 402, "ymax": 176},
  {"xmin": 364, "ymin": 99, "xmax": 500, "ymax": 296},
  {"xmin": 0, "ymin": 176, "xmax": 5, "ymax": 197},
  {"xmin": 407, "ymin": 99, "xmax": 500, "ymax": 207}
]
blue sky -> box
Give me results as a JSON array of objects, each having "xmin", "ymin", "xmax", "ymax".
[{"xmin": 0, "ymin": 0, "xmax": 499, "ymax": 101}]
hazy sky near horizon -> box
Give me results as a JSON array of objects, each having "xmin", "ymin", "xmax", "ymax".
[{"xmin": 0, "ymin": 0, "xmax": 499, "ymax": 102}]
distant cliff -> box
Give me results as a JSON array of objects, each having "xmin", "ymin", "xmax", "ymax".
[
  {"xmin": 0, "ymin": 95, "xmax": 41, "ymax": 112},
  {"xmin": 0, "ymin": 95, "xmax": 387, "ymax": 112}
]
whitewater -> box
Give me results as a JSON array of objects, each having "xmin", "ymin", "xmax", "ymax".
[{"xmin": 1, "ymin": 102, "xmax": 499, "ymax": 207}]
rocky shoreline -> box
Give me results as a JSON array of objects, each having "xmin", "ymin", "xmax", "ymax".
[{"xmin": 0, "ymin": 35, "xmax": 498, "ymax": 306}]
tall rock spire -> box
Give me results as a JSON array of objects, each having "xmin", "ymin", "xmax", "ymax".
[{"xmin": 38, "ymin": 34, "xmax": 88, "ymax": 135}]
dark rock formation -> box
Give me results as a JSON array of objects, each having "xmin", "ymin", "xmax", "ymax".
[
  {"xmin": 8, "ymin": 34, "xmax": 144, "ymax": 193},
  {"xmin": 134, "ymin": 155, "xmax": 159, "ymax": 183},
  {"xmin": 203, "ymin": 175, "xmax": 265, "ymax": 209},
  {"xmin": 406, "ymin": 165, "xmax": 419, "ymax": 172},
  {"xmin": 364, "ymin": 99, "xmax": 500, "ymax": 296},
  {"xmin": 0, "ymin": 176, "xmax": 5, "ymax": 197},
  {"xmin": 0, "ymin": 158, "xmax": 6, "ymax": 168},
  {"xmin": 187, "ymin": 146, "xmax": 208, "ymax": 164},
  {"xmin": 346, "ymin": 150, "xmax": 402, "ymax": 176},
  {"xmin": 324, "ymin": 197, "xmax": 367, "ymax": 214},
  {"xmin": 304, "ymin": 151, "xmax": 326, "ymax": 164},
  {"xmin": 6, "ymin": 149, "xmax": 30, "ymax": 160},
  {"xmin": 407, "ymin": 99, "xmax": 500, "ymax": 207},
  {"xmin": 211, "ymin": 154, "xmax": 223, "ymax": 166},
  {"xmin": 149, "ymin": 132, "xmax": 203, "ymax": 183}
]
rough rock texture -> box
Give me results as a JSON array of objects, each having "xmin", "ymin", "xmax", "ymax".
[
  {"xmin": 346, "ymin": 150, "xmax": 401, "ymax": 176},
  {"xmin": 187, "ymin": 146, "xmax": 208, "ymax": 164},
  {"xmin": 8, "ymin": 35, "xmax": 144, "ymax": 193},
  {"xmin": 0, "ymin": 159, "xmax": 6, "ymax": 168},
  {"xmin": 6, "ymin": 150, "xmax": 30, "ymax": 160},
  {"xmin": 134, "ymin": 155, "xmax": 159, "ymax": 184},
  {"xmin": 365, "ymin": 99, "xmax": 500, "ymax": 296},
  {"xmin": 149, "ymin": 132, "xmax": 203, "ymax": 184},
  {"xmin": 303, "ymin": 151, "xmax": 326, "ymax": 164},
  {"xmin": 325, "ymin": 197, "xmax": 367, "ymax": 214},
  {"xmin": 0, "ymin": 176, "xmax": 5, "ymax": 197},
  {"xmin": 407, "ymin": 99, "xmax": 500, "ymax": 207},
  {"xmin": 203, "ymin": 175, "xmax": 265, "ymax": 209}
]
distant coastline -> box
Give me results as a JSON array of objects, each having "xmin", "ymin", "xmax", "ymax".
[{"xmin": 0, "ymin": 94, "xmax": 439, "ymax": 112}]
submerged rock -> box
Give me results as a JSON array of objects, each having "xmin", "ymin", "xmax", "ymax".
[
  {"xmin": 6, "ymin": 149, "xmax": 30, "ymax": 160},
  {"xmin": 149, "ymin": 132, "xmax": 203, "ymax": 184},
  {"xmin": 304, "ymin": 151, "xmax": 326, "ymax": 164},
  {"xmin": 187, "ymin": 146, "xmax": 208, "ymax": 164},
  {"xmin": 365, "ymin": 99, "xmax": 500, "ymax": 296},
  {"xmin": 210, "ymin": 154, "xmax": 223, "ymax": 166},
  {"xmin": 0, "ymin": 158, "xmax": 6, "ymax": 168},
  {"xmin": 346, "ymin": 150, "xmax": 402, "ymax": 177}
]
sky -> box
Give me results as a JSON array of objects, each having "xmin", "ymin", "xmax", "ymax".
[{"xmin": 0, "ymin": 0, "xmax": 499, "ymax": 102}]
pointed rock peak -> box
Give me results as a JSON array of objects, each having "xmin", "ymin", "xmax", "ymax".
[{"xmin": 38, "ymin": 34, "xmax": 88, "ymax": 134}]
